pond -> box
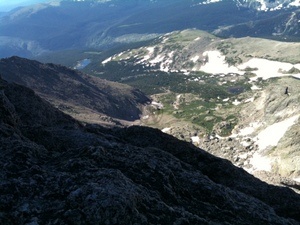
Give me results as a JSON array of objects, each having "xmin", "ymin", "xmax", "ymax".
[{"xmin": 74, "ymin": 58, "xmax": 91, "ymax": 69}]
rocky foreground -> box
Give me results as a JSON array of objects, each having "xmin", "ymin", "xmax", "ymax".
[{"xmin": 1, "ymin": 76, "xmax": 300, "ymax": 224}]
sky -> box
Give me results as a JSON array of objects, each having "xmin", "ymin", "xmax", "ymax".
[{"xmin": 0, "ymin": 0, "xmax": 48, "ymax": 11}]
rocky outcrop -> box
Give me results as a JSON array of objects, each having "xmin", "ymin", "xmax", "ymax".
[
  {"xmin": 0, "ymin": 56, "xmax": 150, "ymax": 123},
  {"xmin": 1, "ymin": 77, "xmax": 300, "ymax": 224}
]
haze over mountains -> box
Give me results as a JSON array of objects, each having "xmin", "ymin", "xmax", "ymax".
[{"xmin": 1, "ymin": 0, "xmax": 300, "ymax": 58}]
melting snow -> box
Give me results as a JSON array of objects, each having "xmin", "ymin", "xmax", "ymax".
[
  {"xmin": 244, "ymin": 97, "xmax": 255, "ymax": 103},
  {"xmin": 292, "ymin": 74, "xmax": 300, "ymax": 79},
  {"xmin": 238, "ymin": 122, "xmax": 261, "ymax": 136},
  {"xmin": 290, "ymin": 0, "xmax": 300, "ymax": 7},
  {"xmin": 251, "ymin": 85, "xmax": 262, "ymax": 90},
  {"xmin": 232, "ymin": 99, "xmax": 241, "ymax": 105},
  {"xmin": 238, "ymin": 58, "xmax": 300, "ymax": 80},
  {"xmin": 150, "ymin": 54, "xmax": 165, "ymax": 64},
  {"xmin": 102, "ymin": 57, "xmax": 112, "ymax": 64},
  {"xmin": 191, "ymin": 136, "xmax": 200, "ymax": 144},
  {"xmin": 201, "ymin": 51, "xmax": 241, "ymax": 74},
  {"xmin": 255, "ymin": 115, "xmax": 299, "ymax": 151},
  {"xmin": 151, "ymin": 101, "xmax": 164, "ymax": 109},
  {"xmin": 249, "ymin": 152, "xmax": 272, "ymax": 172},
  {"xmin": 191, "ymin": 55, "xmax": 200, "ymax": 63},
  {"xmin": 162, "ymin": 127, "xmax": 171, "ymax": 133}
]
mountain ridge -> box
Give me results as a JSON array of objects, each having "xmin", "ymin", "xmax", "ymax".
[
  {"xmin": 1, "ymin": 75, "xmax": 300, "ymax": 224},
  {"xmin": 1, "ymin": 0, "xmax": 300, "ymax": 58},
  {"xmin": 0, "ymin": 56, "xmax": 150, "ymax": 124}
]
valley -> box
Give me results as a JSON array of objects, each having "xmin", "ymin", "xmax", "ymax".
[
  {"xmin": 5, "ymin": 26, "xmax": 299, "ymax": 189},
  {"xmin": 78, "ymin": 29, "xmax": 300, "ymax": 186}
]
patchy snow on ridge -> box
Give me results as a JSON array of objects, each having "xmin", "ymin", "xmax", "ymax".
[
  {"xmin": 102, "ymin": 57, "xmax": 112, "ymax": 64},
  {"xmin": 191, "ymin": 55, "xmax": 200, "ymax": 63},
  {"xmin": 255, "ymin": 115, "xmax": 299, "ymax": 151},
  {"xmin": 195, "ymin": 0, "xmax": 221, "ymax": 5},
  {"xmin": 251, "ymin": 85, "xmax": 262, "ymax": 90},
  {"xmin": 149, "ymin": 54, "xmax": 165, "ymax": 65},
  {"xmin": 201, "ymin": 51, "xmax": 241, "ymax": 74},
  {"xmin": 232, "ymin": 99, "xmax": 241, "ymax": 106},
  {"xmin": 140, "ymin": 47, "xmax": 155, "ymax": 62},
  {"xmin": 290, "ymin": 0, "xmax": 300, "ymax": 7}
]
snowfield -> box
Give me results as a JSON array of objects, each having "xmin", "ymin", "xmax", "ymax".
[
  {"xmin": 248, "ymin": 152, "xmax": 273, "ymax": 172},
  {"xmin": 238, "ymin": 58, "xmax": 300, "ymax": 80},
  {"xmin": 254, "ymin": 115, "xmax": 299, "ymax": 151},
  {"xmin": 199, "ymin": 51, "xmax": 300, "ymax": 80},
  {"xmin": 200, "ymin": 51, "xmax": 241, "ymax": 74}
]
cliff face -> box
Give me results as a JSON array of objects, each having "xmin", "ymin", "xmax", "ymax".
[
  {"xmin": 0, "ymin": 56, "xmax": 150, "ymax": 123},
  {"xmin": 1, "ymin": 76, "xmax": 300, "ymax": 224}
]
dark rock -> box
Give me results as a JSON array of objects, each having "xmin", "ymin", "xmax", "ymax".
[{"xmin": 1, "ymin": 76, "xmax": 300, "ymax": 224}]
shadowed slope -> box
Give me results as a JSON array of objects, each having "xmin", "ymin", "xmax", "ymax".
[
  {"xmin": 0, "ymin": 76, "xmax": 300, "ymax": 224},
  {"xmin": 0, "ymin": 56, "xmax": 150, "ymax": 122}
]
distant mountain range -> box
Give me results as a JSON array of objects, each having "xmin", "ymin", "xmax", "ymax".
[{"xmin": 0, "ymin": 0, "xmax": 300, "ymax": 58}]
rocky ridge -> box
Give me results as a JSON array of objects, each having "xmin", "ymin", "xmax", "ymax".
[
  {"xmin": 0, "ymin": 56, "xmax": 150, "ymax": 124},
  {"xmin": 1, "ymin": 75, "xmax": 300, "ymax": 224}
]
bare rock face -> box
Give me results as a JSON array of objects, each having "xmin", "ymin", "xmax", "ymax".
[
  {"xmin": 1, "ymin": 76, "xmax": 300, "ymax": 225},
  {"xmin": 0, "ymin": 56, "xmax": 150, "ymax": 123}
]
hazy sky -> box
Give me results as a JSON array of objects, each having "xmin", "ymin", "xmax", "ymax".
[{"xmin": 0, "ymin": 0, "xmax": 48, "ymax": 11}]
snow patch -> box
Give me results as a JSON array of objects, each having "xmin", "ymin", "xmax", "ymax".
[
  {"xmin": 255, "ymin": 115, "xmax": 299, "ymax": 151},
  {"xmin": 232, "ymin": 99, "xmax": 241, "ymax": 106},
  {"xmin": 238, "ymin": 122, "xmax": 261, "ymax": 136},
  {"xmin": 162, "ymin": 127, "xmax": 171, "ymax": 133},
  {"xmin": 201, "ymin": 51, "xmax": 241, "ymax": 74},
  {"xmin": 249, "ymin": 152, "xmax": 272, "ymax": 172},
  {"xmin": 102, "ymin": 57, "xmax": 112, "ymax": 64},
  {"xmin": 191, "ymin": 55, "xmax": 200, "ymax": 63},
  {"xmin": 290, "ymin": 0, "xmax": 300, "ymax": 7},
  {"xmin": 151, "ymin": 101, "xmax": 164, "ymax": 109},
  {"xmin": 238, "ymin": 58, "xmax": 300, "ymax": 80},
  {"xmin": 239, "ymin": 152, "xmax": 249, "ymax": 159},
  {"xmin": 142, "ymin": 47, "xmax": 155, "ymax": 61},
  {"xmin": 150, "ymin": 54, "xmax": 164, "ymax": 64},
  {"xmin": 244, "ymin": 97, "xmax": 255, "ymax": 103},
  {"xmin": 292, "ymin": 74, "xmax": 300, "ymax": 79},
  {"xmin": 191, "ymin": 136, "xmax": 200, "ymax": 144},
  {"xmin": 251, "ymin": 85, "xmax": 262, "ymax": 90}
]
